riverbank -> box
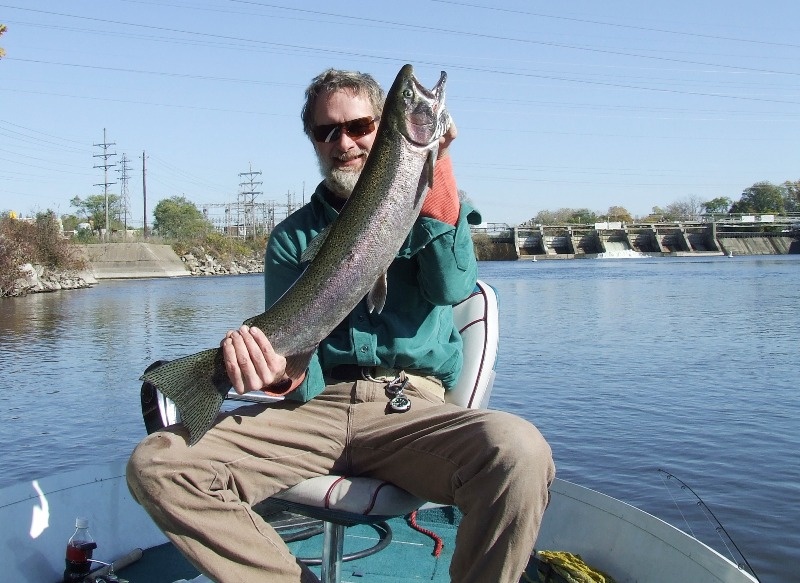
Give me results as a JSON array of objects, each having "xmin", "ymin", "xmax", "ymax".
[
  {"xmin": 3, "ymin": 242, "xmax": 266, "ymax": 297},
  {"xmin": 9, "ymin": 263, "xmax": 98, "ymax": 296},
  {"xmin": 180, "ymin": 250, "xmax": 263, "ymax": 276},
  {"xmin": 5, "ymin": 230, "xmax": 797, "ymax": 297}
]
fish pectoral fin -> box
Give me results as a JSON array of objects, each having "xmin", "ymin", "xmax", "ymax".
[
  {"xmin": 284, "ymin": 346, "xmax": 317, "ymax": 380},
  {"xmin": 300, "ymin": 226, "xmax": 331, "ymax": 263},
  {"xmin": 426, "ymin": 148, "xmax": 436, "ymax": 189},
  {"xmin": 366, "ymin": 272, "xmax": 388, "ymax": 314},
  {"xmin": 414, "ymin": 150, "xmax": 436, "ymax": 208}
]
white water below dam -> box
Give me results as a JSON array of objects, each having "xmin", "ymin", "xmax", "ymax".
[{"xmin": 598, "ymin": 240, "xmax": 649, "ymax": 258}]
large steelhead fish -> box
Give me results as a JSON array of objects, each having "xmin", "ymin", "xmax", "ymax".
[{"xmin": 141, "ymin": 64, "xmax": 450, "ymax": 445}]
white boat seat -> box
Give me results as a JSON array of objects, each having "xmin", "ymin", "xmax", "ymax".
[{"xmin": 141, "ymin": 280, "xmax": 499, "ymax": 583}]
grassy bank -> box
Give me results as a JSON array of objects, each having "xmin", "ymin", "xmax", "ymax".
[
  {"xmin": 0, "ymin": 212, "xmax": 87, "ymax": 296},
  {"xmin": 170, "ymin": 231, "xmax": 267, "ymax": 267}
]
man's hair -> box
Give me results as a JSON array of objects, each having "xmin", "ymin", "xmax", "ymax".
[{"xmin": 301, "ymin": 69, "xmax": 385, "ymax": 140}]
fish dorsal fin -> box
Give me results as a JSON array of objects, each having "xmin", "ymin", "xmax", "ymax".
[
  {"xmin": 284, "ymin": 346, "xmax": 317, "ymax": 379},
  {"xmin": 300, "ymin": 226, "xmax": 331, "ymax": 263},
  {"xmin": 366, "ymin": 272, "xmax": 388, "ymax": 314}
]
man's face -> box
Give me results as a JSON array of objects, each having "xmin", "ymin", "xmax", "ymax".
[{"xmin": 312, "ymin": 89, "xmax": 378, "ymax": 199}]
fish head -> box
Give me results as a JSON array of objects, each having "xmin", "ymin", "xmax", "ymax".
[{"xmin": 386, "ymin": 64, "xmax": 450, "ymax": 149}]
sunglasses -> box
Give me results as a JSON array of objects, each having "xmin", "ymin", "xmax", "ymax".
[{"xmin": 312, "ymin": 116, "xmax": 379, "ymax": 143}]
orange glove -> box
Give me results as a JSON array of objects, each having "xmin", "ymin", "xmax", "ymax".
[{"xmin": 420, "ymin": 155, "xmax": 460, "ymax": 226}]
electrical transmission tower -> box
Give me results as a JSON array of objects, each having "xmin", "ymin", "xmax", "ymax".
[
  {"xmin": 93, "ymin": 128, "xmax": 117, "ymax": 241},
  {"xmin": 238, "ymin": 163, "xmax": 263, "ymax": 238},
  {"xmin": 117, "ymin": 153, "xmax": 131, "ymax": 234}
]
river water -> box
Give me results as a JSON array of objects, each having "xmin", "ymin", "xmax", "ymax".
[{"xmin": 1, "ymin": 255, "xmax": 798, "ymax": 583}]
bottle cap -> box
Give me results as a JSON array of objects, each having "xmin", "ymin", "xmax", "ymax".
[{"xmin": 75, "ymin": 517, "xmax": 89, "ymax": 528}]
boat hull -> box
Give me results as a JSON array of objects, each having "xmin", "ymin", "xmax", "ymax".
[{"xmin": 0, "ymin": 463, "xmax": 756, "ymax": 582}]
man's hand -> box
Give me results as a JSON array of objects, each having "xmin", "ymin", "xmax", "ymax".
[
  {"xmin": 421, "ymin": 121, "xmax": 460, "ymax": 225},
  {"xmin": 437, "ymin": 119, "xmax": 457, "ymax": 160},
  {"xmin": 221, "ymin": 325, "xmax": 295, "ymax": 395}
]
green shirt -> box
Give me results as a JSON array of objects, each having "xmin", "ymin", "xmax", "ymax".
[{"xmin": 264, "ymin": 182, "xmax": 481, "ymax": 402}]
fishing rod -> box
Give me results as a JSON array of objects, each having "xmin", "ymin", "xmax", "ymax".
[{"xmin": 657, "ymin": 469, "xmax": 761, "ymax": 583}]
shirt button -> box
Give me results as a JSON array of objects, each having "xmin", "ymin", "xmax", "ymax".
[{"xmin": 360, "ymin": 346, "xmax": 368, "ymax": 353}]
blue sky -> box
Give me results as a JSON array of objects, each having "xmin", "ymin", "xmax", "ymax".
[{"xmin": 2, "ymin": 1, "xmax": 799, "ymax": 226}]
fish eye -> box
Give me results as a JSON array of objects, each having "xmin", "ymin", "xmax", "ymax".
[{"xmin": 403, "ymin": 88, "xmax": 413, "ymax": 98}]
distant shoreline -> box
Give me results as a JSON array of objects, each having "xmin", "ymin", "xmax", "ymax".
[{"xmin": 5, "ymin": 239, "xmax": 798, "ymax": 298}]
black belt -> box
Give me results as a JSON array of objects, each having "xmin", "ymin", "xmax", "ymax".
[
  {"xmin": 328, "ymin": 364, "xmax": 424, "ymax": 382},
  {"xmin": 328, "ymin": 364, "xmax": 376, "ymax": 382}
]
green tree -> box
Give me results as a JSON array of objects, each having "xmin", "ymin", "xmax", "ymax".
[
  {"xmin": 730, "ymin": 181, "xmax": 785, "ymax": 214},
  {"xmin": 642, "ymin": 206, "xmax": 667, "ymax": 222},
  {"xmin": 606, "ymin": 206, "xmax": 633, "ymax": 223},
  {"xmin": 781, "ymin": 180, "xmax": 800, "ymax": 213},
  {"xmin": 60, "ymin": 213, "xmax": 82, "ymax": 232},
  {"xmin": 153, "ymin": 196, "xmax": 212, "ymax": 239},
  {"xmin": 664, "ymin": 196, "xmax": 702, "ymax": 221},
  {"xmin": 70, "ymin": 194, "xmax": 122, "ymax": 233},
  {"xmin": 529, "ymin": 208, "xmax": 601, "ymax": 225},
  {"xmin": 530, "ymin": 208, "xmax": 574, "ymax": 225},
  {"xmin": 568, "ymin": 208, "xmax": 598, "ymax": 224},
  {"xmin": 701, "ymin": 197, "xmax": 732, "ymax": 215}
]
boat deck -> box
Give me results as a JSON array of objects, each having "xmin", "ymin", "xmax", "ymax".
[{"xmin": 117, "ymin": 506, "xmax": 543, "ymax": 582}]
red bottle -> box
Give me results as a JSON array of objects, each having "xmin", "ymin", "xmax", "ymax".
[{"xmin": 63, "ymin": 517, "xmax": 97, "ymax": 582}]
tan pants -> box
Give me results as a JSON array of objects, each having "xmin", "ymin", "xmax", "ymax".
[{"xmin": 127, "ymin": 378, "xmax": 555, "ymax": 583}]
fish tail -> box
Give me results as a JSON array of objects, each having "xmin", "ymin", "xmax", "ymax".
[{"xmin": 140, "ymin": 348, "xmax": 230, "ymax": 445}]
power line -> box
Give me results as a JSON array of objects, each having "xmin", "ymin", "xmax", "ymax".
[
  {"xmin": 3, "ymin": 3, "xmax": 800, "ymax": 79},
  {"xmin": 432, "ymin": 0, "xmax": 800, "ymax": 50},
  {"xmin": 92, "ymin": 128, "xmax": 116, "ymax": 242},
  {"xmin": 117, "ymin": 153, "xmax": 132, "ymax": 232},
  {"xmin": 238, "ymin": 163, "xmax": 263, "ymax": 239}
]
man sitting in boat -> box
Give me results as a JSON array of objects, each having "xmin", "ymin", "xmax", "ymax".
[{"xmin": 127, "ymin": 67, "xmax": 555, "ymax": 583}]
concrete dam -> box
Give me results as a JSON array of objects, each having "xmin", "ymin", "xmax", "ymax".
[{"xmin": 476, "ymin": 221, "xmax": 800, "ymax": 260}]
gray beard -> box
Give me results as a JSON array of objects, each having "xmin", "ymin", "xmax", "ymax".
[
  {"xmin": 324, "ymin": 168, "xmax": 361, "ymax": 199},
  {"xmin": 317, "ymin": 155, "xmax": 364, "ymax": 199}
]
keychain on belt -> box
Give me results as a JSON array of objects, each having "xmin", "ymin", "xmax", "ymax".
[
  {"xmin": 361, "ymin": 369, "xmax": 412, "ymax": 413},
  {"xmin": 385, "ymin": 373, "xmax": 411, "ymax": 413}
]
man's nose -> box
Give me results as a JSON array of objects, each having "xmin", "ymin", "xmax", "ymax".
[{"xmin": 332, "ymin": 130, "xmax": 358, "ymax": 150}]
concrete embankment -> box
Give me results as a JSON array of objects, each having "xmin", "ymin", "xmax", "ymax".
[
  {"xmin": 80, "ymin": 243, "xmax": 189, "ymax": 279},
  {"xmin": 716, "ymin": 235, "xmax": 796, "ymax": 255},
  {"xmin": 482, "ymin": 223, "xmax": 800, "ymax": 259}
]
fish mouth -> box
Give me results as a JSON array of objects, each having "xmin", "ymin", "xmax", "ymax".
[
  {"xmin": 412, "ymin": 70, "xmax": 447, "ymax": 110},
  {"xmin": 406, "ymin": 69, "xmax": 449, "ymax": 146}
]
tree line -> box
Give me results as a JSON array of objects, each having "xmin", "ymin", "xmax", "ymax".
[
  {"xmin": 28, "ymin": 178, "xmax": 800, "ymax": 240},
  {"xmin": 65, "ymin": 194, "xmax": 213, "ymax": 240},
  {"xmin": 526, "ymin": 179, "xmax": 800, "ymax": 225}
]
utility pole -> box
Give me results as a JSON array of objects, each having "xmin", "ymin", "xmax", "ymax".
[
  {"xmin": 238, "ymin": 163, "xmax": 262, "ymax": 238},
  {"xmin": 141, "ymin": 151, "xmax": 148, "ymax": 239},
  {"xmin": 286, "ymin": 189, "xmax": 294, "ymax": 217},
  {"xmin": 93, "ymin": 128, "xmax": 117, "ymax": 242},
  {"xmin": 117, "ymin": 153, "xmax": 131, "ymax": 235}
]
